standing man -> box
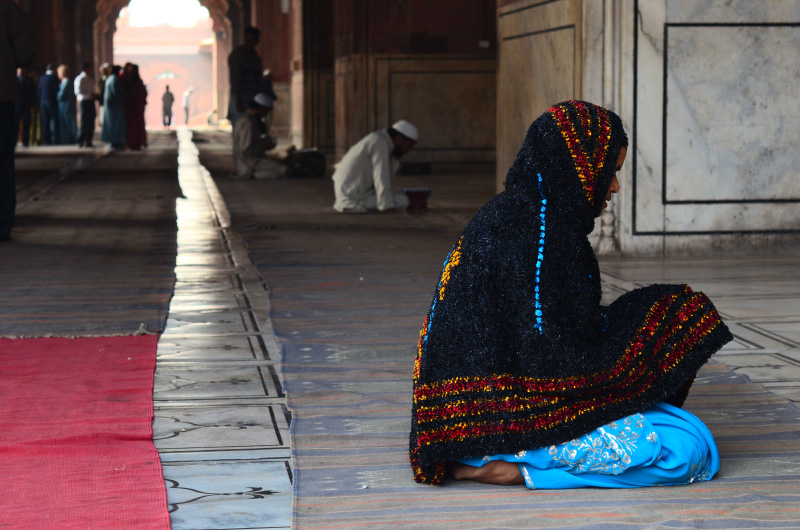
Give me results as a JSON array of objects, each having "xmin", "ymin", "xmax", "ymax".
[
  {"xmin": 227, "ymin": 26, "xmax": 263, "ymax": 127},
  {"xmin": 161, "ymin": 85, "xmax": 174, "ymax": 129},
  {"xmin": 181, "ymin": 86, "xmax": 192, "ymax": 125},
  {"xmin": 332, "ymin": 120, "xmax": 417, "ymax": 213},
  {"xmin": 1, "ymin": 0, "xmax": 36, "ymax": 242},
  {"xmin": 15, "ymin": 67, "xmax": 36, "ymax": 147},
  {"xmin": 74, "ymin": 62, "xmax": 97, "ymax": 147},
  {"xmin": 38, "ymin": 63, "xmax": 59, "ymax": 145}
]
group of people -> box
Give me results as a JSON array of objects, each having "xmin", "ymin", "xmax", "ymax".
[
  {"xmin": 98, "ymin": 62, "xmax": 148, "ymax": 150},
  {"xmin": 14, "ymin": 63, "xmax": 79, "ymax": 147},
  {"xmin": 12, "ymin": 61, "xmax": 148, "ymax": 151}
]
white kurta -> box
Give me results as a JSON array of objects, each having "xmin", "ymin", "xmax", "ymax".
[{"xmin": 332, "ymin": 130, "xmax": 404, "ymax": 212}]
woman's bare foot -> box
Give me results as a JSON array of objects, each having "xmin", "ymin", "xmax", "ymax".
[{"xmin": 450, "ymin": 460, "xmax": 525, "ymax": 486}]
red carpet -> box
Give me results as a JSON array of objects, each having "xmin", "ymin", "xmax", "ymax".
[{"xmin": 0, "ymin": 336, "xmax": 171, "ymax": 529}]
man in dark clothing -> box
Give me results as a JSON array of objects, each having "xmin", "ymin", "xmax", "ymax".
[
  {"xmin": 15, "ymin": 67, "xmax": 36, "ymax": 146},
  {"xmin": 1, "ymin": 0, "xmax": 36, "ymax": 242},
  {"xmin": 227, "ymin": 26, "xmax": 263, "ymax": 172},
  {"xmin": 38, "ymin": 64, "xmax": 59, "ymax": 145}
]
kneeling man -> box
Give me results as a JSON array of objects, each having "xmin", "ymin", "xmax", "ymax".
[
  {"xmin": 332, "ymin": 120, "xmax": 417, "ymax": 213},
  {"xmin": 233, "ymin": 93, "xmax": 287, "ymax": 179}
]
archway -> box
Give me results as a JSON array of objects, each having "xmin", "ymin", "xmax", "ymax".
[{"xmin": 93, "ymin": 0, "xmax": 244, "ymax": 123}]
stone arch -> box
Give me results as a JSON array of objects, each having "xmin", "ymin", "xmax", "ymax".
[{"xmin": 93, "ymin": 0, "xmax": 243, "ymax": 122}]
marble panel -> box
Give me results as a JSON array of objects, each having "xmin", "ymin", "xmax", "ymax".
[
  {"xmin": 162, "ymin": 460, "xmax": 291, "ymax": 529},
  {"xmin": 741, "ymin": 321, "xmax": 800, "ymax": 348},
  {"xmin": 667, "ymin": 0, "xmax": 800, "ymax": 23},
  {"xmin": 718, "ymin": 353, "xmax": 800, "ymax": 383},
  {"xmin": 154, "ymin": 365, "xmax": 278, "ymax": 400},
  {"xmin": 713, "ymin": 297, "xmax": 800, "ymax": 320},
  {"xmin": 631, "ymin": 0, "xmax": 666, "ymax": 235},
  {"xmin": 665, "ymin": 26, "xmax": 800, "ymax": 203},
  {"xmin": 371, "ymin": 55, "xmax": 497, "ymax": 165},
  {"xmin": 154, "ymin": 405, "xmax": 288, "ymax": 452},
  {"xmin": 497, "ymin": 9, "xmax": 579, "ymax": 189},
  {"xmin": 157, "ymin": 335, "xmax": 265, "ymax": 362}
]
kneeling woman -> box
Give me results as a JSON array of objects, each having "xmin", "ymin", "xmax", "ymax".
[{"xmin": 409, "ymin": 101, "xmax": 732, "ymax": 489}]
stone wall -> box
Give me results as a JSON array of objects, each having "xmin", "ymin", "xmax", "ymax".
[
  {"xmin": 621, "ymin": 0, "xmax": 800, "ymax": 254},
  {"xmin": 496, "ymin": 0, "xmax": 800, "ymax": 255},
  {"xmin": 335, "ymin": 54, "xmax": 497, "ymax": 165}
]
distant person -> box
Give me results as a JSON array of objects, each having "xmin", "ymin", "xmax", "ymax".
[
  {"xmin": 182, "ymin": 86, "xmax": 192, "ymax": 125},
  {"xmin": 1, "ymin": 0, "xmax": 36, "ymax": 242},
  {"xmin": 74, "ymin": 62, "xmax": 97, "ymax": 147},
  {"xmin": 101, "ymin": 65, "xmax": 125, "ymax": 150},
  {"xmin": 228, "ymin": 26, "xmax": 262, "ymax": 127},
  {"xmin": 161, "ymin": 85, "xmax": 174, "ymax": 129},
  {"xmin": 232, "ymin": 93, "xmax": 287, "ymax": 180},
  {"xmin": 97, "ymin": 63, "xmax": 111, "ymax": 127},
  {"xmin": 123, "ymin": 63, "xmax": 147, "ymax": 150},
  {"xmin": 15, "ymin": 67, "xmax": 36, "ymax": 147},
  {"xmin": 38, "ymin": 63, "xmax": 59, "ymax": 145},
  {"xmin": 331, "ymin": 120, "xmax": 417, "ymax": 213},
  {"xmin": 56, "ymin": 64, "xmax": 77, "ymax": 144}
]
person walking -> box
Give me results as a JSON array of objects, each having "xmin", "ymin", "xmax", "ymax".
[
  {"xmin": 182, "ymin": 86, "xmax": 192, "ymax": 125},
  {"xmin": 161, "ymin": 85, "xmax": 174, "ymax": 129},
  {"xmin": 1, "ymin": 0, "xmax": 36, "ymax": 242},
  {"xmin": 38, "ymin": 63, "xmax": 59, "ymax": 145},
  {"xmin": 74, "ymin": 62, "xmax": 97, "ymax": 147},
  {"xmin": 56, "ymin": 64, "xmax": 77, "ymax": 144}
]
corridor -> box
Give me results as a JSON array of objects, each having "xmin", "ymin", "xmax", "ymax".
[{"xmin": 3, "ymin": 130, "xmax": 800, "ymax": 529}]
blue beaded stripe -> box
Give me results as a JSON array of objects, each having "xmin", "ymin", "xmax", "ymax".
[
  {"xmin": 534, "ymin": 173, "xmax": 546, "ymax": 332},
  {"xmin": 424, "ymin": 245, "xmax": 457, "ymax": 347}
]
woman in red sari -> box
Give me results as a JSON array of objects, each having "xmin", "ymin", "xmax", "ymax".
[{"xmin": 123, "ymin": 63, "xmax": 147, "ymax": 150}]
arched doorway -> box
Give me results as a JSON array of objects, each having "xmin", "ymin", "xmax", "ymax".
[{"xmin": 93, "ymin": 0, "xmax": 244, "ymax": 124}]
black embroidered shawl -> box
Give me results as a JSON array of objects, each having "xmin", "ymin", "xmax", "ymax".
[{"xmin": 409, "ymin": 101, "xmax": 733, "ymax": 485}]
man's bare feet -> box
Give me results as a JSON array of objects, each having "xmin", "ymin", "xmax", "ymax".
[{"xmin": 450, "ymin": 460, "xmax": 525, "ymax": 486}]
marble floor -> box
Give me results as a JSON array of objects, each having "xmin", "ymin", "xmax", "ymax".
[
  {"xmin": 153, "ymin": 130, "xmax": 800, "ymax": 529},
  {"xmin": 154, "ymin": 130, "xmax": 291, "ymax": 530}
]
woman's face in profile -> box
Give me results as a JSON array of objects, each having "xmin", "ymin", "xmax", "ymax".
[{"xmin": 598, "ymin": 147, "xmax": 626, "ymax": 216}]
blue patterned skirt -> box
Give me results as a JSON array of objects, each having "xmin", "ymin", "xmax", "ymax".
[{"xmin": 458, "ymin": 402, "xmax": 719, "ymax": 489}]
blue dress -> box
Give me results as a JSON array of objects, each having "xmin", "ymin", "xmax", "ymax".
[
  {"xmin": 101, "ymin": 75, "xmax": 126, "ymax": 149},
  {"xmin": 459, "ymin": 402, "xmax": 719, "ymax": 489},
  {"xmin": 57, "ymin": 79, "xmax": 77, "ymax": 144}
]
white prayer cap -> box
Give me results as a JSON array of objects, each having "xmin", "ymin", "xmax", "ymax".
[
  {"xmin": 391, "ymin": 119, "xmax": 418, "ymax": 141},
  {"xmin": 253, "ymin": 92, "xmax": 274, "ymax": 109}
]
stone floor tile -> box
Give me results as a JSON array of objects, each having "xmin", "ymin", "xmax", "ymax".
[
  {"xmin": 154, "ymin": 404, "xmax": 289, "ymax": 452},
  {"xmin": 161, "ymin": 460, "xmax": 292, "ymax": 530}
]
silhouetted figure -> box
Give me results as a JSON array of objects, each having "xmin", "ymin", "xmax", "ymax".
[
  {"xmin": 38, "ymin": 64, "xmax": 59, "ymax": 145},
  {"xmin": 74, "ymin": 62, "xmax": 97, "ymax": 147},
  {"xmin": 161, "ymin": 85, "xmax": 174, "ymax": 129},
  {"xmin": 15, "ymin": 67, "xmax": 36, "ymax": 147},
  {"xmin": 1, "ymin": 0, "xmax": 36, "ymax": 242},
  {"xmin": 123, "ymin": 63, "xmax": 147, "ymax": 150},
  {"xmin": 232, "ymin": 93, "xmax": 286, "ymax": 180},
  {"xmin": 101, "ymin": 65, "xmax": 125, "ymax": 150},
  {"xmin": 228, "ymin": 26, "xmax": 262, "ymax": 127},
  {"xmin": 56, "ymin": 64, "xmax": 77, "ymax": 144}
]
